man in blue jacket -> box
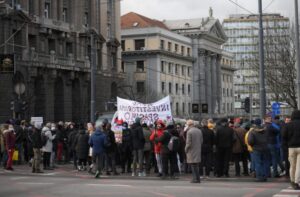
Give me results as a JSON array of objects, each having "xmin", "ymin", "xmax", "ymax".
[{"xmin": 89, "ymin": 120, "xmax": 107, "ymax": 178}]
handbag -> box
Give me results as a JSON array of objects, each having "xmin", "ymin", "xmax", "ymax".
[{"xmin": 13, "ymin": 150, "xmax": 19, "ymax": 161}]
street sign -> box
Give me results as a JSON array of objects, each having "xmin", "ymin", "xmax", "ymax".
[{"xmin": 14, "ymin": 83, "xmax": 26, "ymax": 95}]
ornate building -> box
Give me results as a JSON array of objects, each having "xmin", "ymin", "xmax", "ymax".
[
  {"xmin": 0, "ymin": 0, "xmax": 124, "ymax": 122},
  {"xmin": 164, "ymin": 12, "xmax": 228, "ymax": 119}
]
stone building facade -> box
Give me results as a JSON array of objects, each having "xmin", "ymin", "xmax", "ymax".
[
  {"xmin": 121, "ymin": 12, "xmax": 194, "ymax": 118},
  {"xmin": 164, "ymin": 16, "xmax": 227, "ymax": 119},
  {"xmin": 0, "ymin": 0, "xmax": 124, "ymax": 123}
]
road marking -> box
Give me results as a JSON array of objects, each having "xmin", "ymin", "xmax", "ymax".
[
  {"xmin": 281, "ymin": 189, "xmax": 300, "ymax": 193},
  {"xmin": 85, "ymin": 184, "xmax": 132, "ymax": 187},
  {"xmin": 10, "ymin": 176, "xmax": 28, "ymax": 180},
  {"xmin": 17, "ymin": 182, "xmax": 54, "ymax": 185},
  {"xmin": 273, "ymin": 195, "xmax": 299, "ymax": 197},
  {"xmin": 163, "ymin": 186, "xmax": 202, "ymax": 189}
]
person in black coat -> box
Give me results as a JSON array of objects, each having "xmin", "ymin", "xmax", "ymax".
[
  {"xmin": 130, "ymin": 117, "xmax": 145, "ymax": 176},
  {"xmin": 68, "ymin": 128, "xmax": 79, "ymax": 169},
  {"xmin": 31, "ymin": 123, "xmax": 43, "ymax": 173},
  {"xmin": 74, "ymin": 130, "xmax": 89, "ymax": 171},
  {"xmin": 120, "ymin": 122, "xmax": 132, "ymax": 173},
  {"xmin": 199, "ymin": 119, "xmax": 215, "ymax": 177},
  {"xmin": 215, "ymin": 118, "xmax": 235, "ymax": 177}
]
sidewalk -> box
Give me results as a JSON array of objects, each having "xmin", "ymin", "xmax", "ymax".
[{"xmin": 273, "ymin": 186, "xmax": 300, "ymax": 197}]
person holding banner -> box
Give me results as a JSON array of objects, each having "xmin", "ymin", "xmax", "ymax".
[{"xmin": 150, "ymin": 119, "xmax": 165, "ymax": 177}]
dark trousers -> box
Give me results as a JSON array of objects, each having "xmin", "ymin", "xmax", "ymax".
[
  {"xmin": 282, "ymin": 146, "xmax": 290, "ymax": 176},
  {"xmin": 78, "ymin": 158, "xmax": 87, "ymax": 167},
  {"xmin": 216, "ymin": 147, "xmax": 231, "ymax": 177},
  {"xmin": 200, "ymin": 151, "xmax": 212, "ymax": 176},
  {"xmin": 132, "ymin": 149, "xmax": 144, "ymax": 173},
  {"xmin": 93, "ymin": 153, "xmax": 104, "ymax": 172},
  {"xmin": 121, "ymin": 148, "xmax": 132, "ymax": 172},
  {"xmin": 233, "ymin": 152, "xmax": 249, "ymax": 176},
  {"xmin": 191, "ymin": 163, "xmax": 200, "ymax": 182},
  {"xmin": 43, "ymin": 152, "xmax": 51, "ymax": 168},
  {"xmin": 72, "ymin": 150, "xmax": 77, "ymax": 168},
  {"xmin": 105, "ymin": 152, "xmax": 117, "ymax": 173},
  {"xmin": 144, "ymin": 150, "xmax": 151, "ymax": 174},
  {"xmin": 161, "ymin": 152, "xmax": 177, "ymax": 177}
]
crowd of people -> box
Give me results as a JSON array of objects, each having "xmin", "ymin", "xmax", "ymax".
[{"xmin": 0, "ymin": 111, "xmax": 300, "ymax": 189}]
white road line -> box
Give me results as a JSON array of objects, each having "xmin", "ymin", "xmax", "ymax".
[
  {"xmin": 10, "ymin": 177, "xmax": 28, "ymax": 180},
  {"xmin": 17, "ymin": 182, "xmax": 54, "ymax": 185},
  {"xmin": 85, "ymin": 184, "xmax": 132, "ymax": 187},
  {"xmin": 273, "ymin": 195, "xmax": 299, "ymax": 197},
  {"xmin": 281, "ymin": 189, "xmax": 300, "ymax": 193},
  {"xmin": 164, "ymin": 186, "xmax": 202, "ymax": 189}
]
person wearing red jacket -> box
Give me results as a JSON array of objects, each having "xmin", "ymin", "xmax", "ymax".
[
  {"xmin": 150, "ymin": 119, "xmax": 165, "ymax": 177},
  {"xmin": 3, "ymin": 124, "xmax": 16, "ymax": 170}
]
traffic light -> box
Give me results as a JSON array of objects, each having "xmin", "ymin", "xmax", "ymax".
[
  {"xmin": 244, "ymin": 97, "xmax": 250, "ymax": 113},
  {"xmin": 21, "ymin": 101, "xmax": 28, "ymax": 112},
  {"xmin": 10, "ymin": 100, "xmax": 15, "ymax": 111}
]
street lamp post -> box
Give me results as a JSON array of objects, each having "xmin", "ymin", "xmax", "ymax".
[{"xmin": 295, "ymin": 0, "xmax": 300, "ymax": 109}]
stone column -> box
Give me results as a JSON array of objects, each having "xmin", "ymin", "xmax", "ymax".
[
  {"xmin": 90, "ymin": 0, "xmax": 97, "ymax": 29},
  {"xmin": 20, "ymin": 0, "xmax": 28, "ymax": 12},
  {"xmin": 216, "ymin": 54, "xmax": 222, "ymax": 114},
  {"xmin": 211, "ymin": 53, "xmax": 217, "ymax": 114},
  {"xmin": 51, "ymin": 0, "xmax": 57, "ymax": 20},
  {"xmin": 199, "ymin": 49, "xmax": 206, "ymax": 104},
  {"xmin": 57, "ymin": 0, "xmax": 63, "ymax": 21},
  {"xmin": 192, "ymin": 39, "xmax": 200, "ymax": 104},
  {"xmin": 34, "ymin": 0, "xmax": 39, "ymax": 16},
  {"xmin": 64, "ymin": 76, "xmax": 72, "ymax": 121},
  {"xmin": 206, "ymin": 52, "xmax": 212, "ymax": 116},
  {"xmin": 39, "ymin": 0, "xmax": 45, "ymax": 18},
  {"xmin": 45, "ymin": 74, "xmax": 55, "ymax": 122}
]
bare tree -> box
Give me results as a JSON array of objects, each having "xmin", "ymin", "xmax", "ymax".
[{"xmin": 249, "ymin": 23, "xmax": 297, "ymax": 109}]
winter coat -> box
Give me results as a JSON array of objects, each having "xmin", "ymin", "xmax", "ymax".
[
  {"xmin": 89, "ymin": 129, "xmax": 106, "ymax": 156},
  {"xmin": 75, "ymin": 130, "xmax": 89, "ymax": 159},
  {"xmin": 121, "ymin": 128, "xmax": 132, "ymax": 152},
  {"xmin": 42, "ymin": 127, "xmax": 56, "ymax": 153},
  {"xmin": 3, "ymin": 129, "xmax": 16, "ymax": 150},
  {"xmin": 143, "ymin": 127, "xmax": 152, "ymax": 151},
  {"xmin": 215, "ymin": 124, "xmax": 235, "ymax": 148},
  {"xmin": 282, "ymin": 110, "xmax": 300, "ymax": 148},
  {"xmin": 232, "ymin": 127, "xmax": 247, "ymax": 153},
  {"xmin": 247, "ymin": 126, "xmax": 268, "ymax": 152},
  {"xmin": 185, "ymin": 126, "xmax": 203, "ymax": 163},
  {"xmin": 155, "ymin": 129, "xmax": 171, "ymax": 154},
  {"xmin": 104, "ymin": 129, "xmax": 117, "ymax": 153},
  {"xmin": 31, "ymin": 128, "xmax": 43, "ymax": 149},
  {"xmin": 150, "ymin": 129, "xmax": 164, "ymax": 154},
  {"xmin": 265, "ymin": 122, "xmax": 280, "ymax": 145},
  {"xmin": 14, "ymin": 125, "xmax": 24, "ymax": 144},
  {"xmin": 130, "ymin": 123, "xmax": 145, "ymax": 150},
  {"xmin": 68, "ymin": 130, "xmax": 78, "ymax": 151},
  {"xmin": 200, "ymin": 126, "xmax": 215, "ymax": 153}
]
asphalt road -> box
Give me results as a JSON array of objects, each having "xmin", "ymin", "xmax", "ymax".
[{"xmin": 0, "ymin": 165, "xmax": 293, "ymax": 197}]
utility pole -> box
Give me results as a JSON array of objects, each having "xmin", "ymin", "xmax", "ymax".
[
  {"xmin": 90, "ymin": 33, "xmax": 96, "ymax": 123},
  {"xmin": 258, "ymin": 0, "xmax": 266, "ymax": 119},
  {"xmin": 295, "ymin": 0, "xmax": 300, "ymax": 109}
]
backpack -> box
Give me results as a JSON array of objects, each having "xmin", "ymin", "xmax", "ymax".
[
  {"xmin": 168, "ymin": 136, "xmax": 180, "ymax": 152},
  {"xmin": 41, "ymin": 132, "xmax": 48, "ymax": 146}
]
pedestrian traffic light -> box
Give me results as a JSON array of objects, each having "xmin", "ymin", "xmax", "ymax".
[{"xmin": 244, "ymin": 97, "xmax": 250, "ymax": 113}]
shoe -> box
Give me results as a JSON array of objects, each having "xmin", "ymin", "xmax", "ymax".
[
  {"xmin": 36, "ymin": 170, "xmax": 44, "ymax": 173},
  {"xmin": 291, "ymin": 182, "xmax": 300, "ymax": 190},
  {"xmin": 138, "ymin": 172, "xmax": 142, "ymax": 177},
  {"xmin": 6, "ymin": 167, "xmax": 14, "ymax": 171},
  {"xmin": 142, "ymin": 172, "xmax": 146, "ymax": 177},
  {"xmin": 255, "ymin": 179, "xmax": 267, "ymax": 182},
  {"xmin": 157, "ymin": 173, "xmax": 162, "ymax": 177},
  {"xmin": 95, "ymin": 171, "xmax": 100, "ymax": 178},
  {"xmin": 131, "ymin": 172, "xmax": 136, "ymax": 177},
  {"xmin": 106, "ymin": 172, "xmax": 111, "ymax": 175}
]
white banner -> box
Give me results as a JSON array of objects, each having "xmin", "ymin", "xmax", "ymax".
[{"xmin": 117, "ymin": 96, "xmax": 172, "ymax": 125}]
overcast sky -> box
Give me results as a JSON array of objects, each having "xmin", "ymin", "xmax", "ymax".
[{"xmin": 121, "ymin": 0, "xmax": 293, "ymax": 22}]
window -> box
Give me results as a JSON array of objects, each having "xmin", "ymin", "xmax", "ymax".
[
  {"xmin": 182, "ymin": 102, "xmax": 185, "ymax": 114},
  {"xmin": 176, "ymin": 102, "xmax": 179, "ymax": 115},
  {"xmin": 48, "ymin": 39, "xmax": 55, "ymax": 53},
  {"xmin": 136, "ymin": 61, "xmax": 144, "ymax": 72},
  {"xmin": 161, "ymin": 61, "xmax": 165, "ymax": 72},
  {"xmin": 135, "ymin": 39, "xmax": 145, "ymax": 50},
  {"xmin": 44, "ymin": 3, "xmax": 50, "ymax": 18},
  {"xmin": 66, "ymin": 42, "xmax": 73, "ymax": 55},
  {"xmin": 187, "ymin": 67, "xmax": 191, "ymax": 76},
  {"xmin": 181, "ymin": 66, "xmax": 185, "ymax": 76},
  {"xmin": 231, "ymin": 89, "xmax": 233, "ymax": 96},
  {"xmin": 160, "ymin": 40, "xmax": 165, "ymax": 50},
  {"xmin": 187, "ymin": 48, "xmax": 191, "ymax": 56},
  {"xmin": 84, "ymin": 12, "xmax": 88, "ymax": 27},
  {"xmin": 182, "ymin": 84, "xmax": 185, "ymax": 94},
  {"xmin": 181, "ymin": 46, "xmax": 185, "ymax": 55},
  {"xmin": 121, "ymin": 61, "xmax": 125, "ymax": 72},
  {"xmin": 188, "ymin": 84, "xmax": 191, "ymax": 95},
  {"xmin": 136, "ymin": 82, "xmax": 145, "ymax": 93},
  {"xmin": 223, "ymin": 88, "xmax": 225, "ymax": 96},
  {"xmin": 169, "ymin": 82, "xmax": 172, "ymax": 94},
  {"xmin": 121, "ymin": 40, "xmax": 125, "ymax": 51},
  {"xmin": 175, "ymin": 44, "xmax": 178, "ymax": 52},
  {"xmin": 168, "ymin": 42, "xmax": 171, "ymax": 51},
  {"xmin": 175, "ymin": 64, "xmax": 179, "ymax": 75},
  {"xmin": 168, "ymin": 63, "xmax": 172, "ymax": 73},
  {"xmin": 176, "ymin": 83, "xmax": 178, "ymax": 94},
  {"xmin": 161, "ymin": 82, "xmax": 165, "ymax": 93},
  {"xmin": 62, "ymin": 8, "xmax": 67, "ymax": 22},
  {"xmin": 227, "ymin": 88, "xmax": 229, "ymax": 96}
]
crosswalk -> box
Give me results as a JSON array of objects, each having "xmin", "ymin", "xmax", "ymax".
[{"xmin": 273, "ymin": 187, "xmax": 300, "ymax": 197}]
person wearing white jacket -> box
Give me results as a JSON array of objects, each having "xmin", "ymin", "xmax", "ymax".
[{"xmin": 42, "ymin": 123, "xmax": 56, "ymax": 170}]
